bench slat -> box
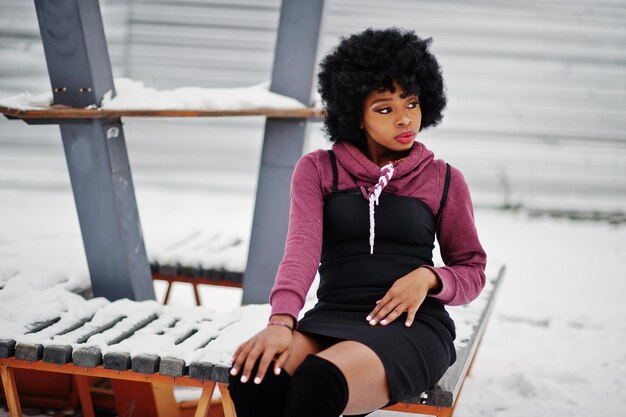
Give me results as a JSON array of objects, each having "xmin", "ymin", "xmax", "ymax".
[
  {"xmin": 72, "ymin": 346, "xmax": 102, "ymax": 368},
  {"xmin": 0, "ymin": 340, "xmax": 17, "ymax": 358},
  {"xmin": 103, "ymin": 352, "xmax": 131, "ymax": 371},
  {"xmin": 15, "ymin": 343, "xmax": 43, "ymax": 362},
  {"xmin": 131, "ymin": 354, "xmax": 161, "ymax": 374},
  {"xmin": 159, "ymin": 356, "xmax": 186, "ymax": 377},
  {"xmin": 43, "ymin": 345, "xmax": 73, "ymax": 364}
]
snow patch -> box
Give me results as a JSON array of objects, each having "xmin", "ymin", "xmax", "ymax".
[{"xmin": 0, "ymin": 78, "xmax": 307, "ymax": 111}]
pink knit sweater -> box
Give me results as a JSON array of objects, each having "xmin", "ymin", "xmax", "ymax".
[{"xmin": 269, "ymin": 141, "xmax": 487, "ymax": 322}]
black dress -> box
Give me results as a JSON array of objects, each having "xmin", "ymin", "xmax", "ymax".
[{"xmin": 297, "ymin": 150, "xmax": 457, "ymax": 402}]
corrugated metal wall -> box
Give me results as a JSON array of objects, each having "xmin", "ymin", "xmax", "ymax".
[
  {"xmin": 1, "ymin": 0, "xmax": 625, "ymax": 214},
  {"xmin": 126, "ymin": 0, "xmax": 281, "ymax": 88},
  {"xmin": 0, "ymin": 0, "xmax": 131, "ymax": 94}
]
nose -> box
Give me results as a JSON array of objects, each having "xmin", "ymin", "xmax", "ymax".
[{"xmin": 396, "ymin": 111, "xmax": 412, "ymax": 127}]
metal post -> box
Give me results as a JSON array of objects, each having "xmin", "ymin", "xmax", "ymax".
[
  {"xmin": 242, "ymin": 0, "xmax": 326, "ymax": 304},
  {"xmin": 34, "ymin": 0, "xmax": 154, "ymax": 301}
]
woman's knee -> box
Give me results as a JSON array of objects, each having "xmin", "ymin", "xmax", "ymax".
[
  {"xmin": 228, "ymin": 362, "xmax": 291, "ymax": 417},
  {"xmin": 284, "ymin": 354, "xmax": 350, "ymax": 417},
  {"xmin": 317, "ymin": 341, "xmax": 391, "ymax": 414}
]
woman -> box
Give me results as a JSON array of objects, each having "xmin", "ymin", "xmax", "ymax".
[{"xmin": 228, "ymin": 28, "xmax": 486, "ymax": 417}]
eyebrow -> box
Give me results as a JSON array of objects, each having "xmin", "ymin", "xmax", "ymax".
[
  {"xmin": 370, "ymin": 97, "xmax": 393, "ymax": 105},
  {"xmin": 369, "ymin": 94, "xmax": 418, "ymax": 107}
]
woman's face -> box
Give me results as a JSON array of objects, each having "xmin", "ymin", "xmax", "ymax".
[{"xmin": 360, "ymin": 81, "xmax": 422, "ymax": 164}]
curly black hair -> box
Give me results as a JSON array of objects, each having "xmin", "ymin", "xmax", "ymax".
[{"xmin": 317, "ymin": 28, "xmax": 447, "ymax": 146}]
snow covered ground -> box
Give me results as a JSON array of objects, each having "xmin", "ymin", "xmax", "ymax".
[{"xmin": 435, "ymin": 211, "xmax": 626, "ymax": 417}]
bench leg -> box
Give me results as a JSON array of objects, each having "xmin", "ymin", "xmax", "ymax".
[
  {"xmin": 74, "ymin": 375, "xmax": 95, "ymax": 417},
  {"xmin": 152, "ymin": 383, "xmax": 180, "ymax": 417},
  {"xmin": 0, "ymin": 364, "xmax": 22, "ymax": 417},
  {"xmin": 163, "ymin": 281, "xmax": 174, "ymax": 304},
  {"xmin": 193, "ymin": 283, "xmax": 202, "ymax": 306},
  {"xmin": 218, "ymin": 383, "xmax": 236, "ymax": 417},
  {"xmin": 193, "ymin": 382, "xmax": 216, "ymax": 417},
  {"xmin": 67, "ymin": 374, "xmax": 80, "ymax": 410}
]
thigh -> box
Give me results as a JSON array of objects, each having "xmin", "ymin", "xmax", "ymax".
[
  {"xmin": 283, "ymin": 330, "xmax": 336, "ymax": 376},
  {"xmin": 317, "ymin": 341, "xmax": 390, "ymax": 415}
]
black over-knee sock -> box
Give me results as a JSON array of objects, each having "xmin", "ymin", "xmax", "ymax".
[
  {"xmin": 284, "ymin": 354, "xmax": 349, "ymax": 417},
  {"xmin": 228, "ymin": 363, "xmax": 292, "ymax": 417}
]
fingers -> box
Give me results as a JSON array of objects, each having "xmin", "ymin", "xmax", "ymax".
[
  {"xmin": 367, "ymin": 298, "xmax": 403, "ymax": 326},
  {"xmin": 230, "ymin": 341, "xmax": 249, "ymax": 377},
  {"xmin": 405, "ymin": 305, "xmax": 419, "ymax": 327},
  {"xmin": 379, "ymin": 304, "xmax": 406, "ymax": 326},
  {"xmin": 253, "ymin": 349, "xmax": 277, "ymax": 384},
  {"xmin": 229, "ymin": 327, "xmax": 293, "ymax": 384},
  {"xmin": 239, "ymin": 344, "xmax": 263, "ymax": 383},
  {"xmin": 366, "ymin": 298, "xmax": 386, "ymax": 324},
  {"xmin": 273, "ymin": 349, "xmax": 290, "ymax": 376},
  {"xmin": 366, "ymin": 297, "xmax": 423, "ymax": 326},
  {"xmin": 366, "ymin": 274, "xmax": 432, "ymax": 326}
]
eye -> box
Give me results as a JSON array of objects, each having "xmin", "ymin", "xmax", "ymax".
[
  {"xmin": 407, "ymin": 101, "xmax": 419, "ymax": 109},
  {"xmin": 375, "ymin": 107, "xmax": 392, "ymax": 114}
]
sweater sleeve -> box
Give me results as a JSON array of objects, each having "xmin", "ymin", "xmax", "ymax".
[
  {"xmin": 269, "ymin": 153, "xmax": 325, "ymax": 322},
  {"xmin": 423, "ymin": 166, "xmax": 487, "ymax": 306}
]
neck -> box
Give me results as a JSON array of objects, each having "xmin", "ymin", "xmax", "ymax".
[{"xmin": 365, "ymin": 145, "xmax": 410, "ymax": 167}]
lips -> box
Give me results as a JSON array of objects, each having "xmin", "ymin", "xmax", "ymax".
[{"xmin": 394, "ymin": 131, "xmax": 415, "ymax": 144}]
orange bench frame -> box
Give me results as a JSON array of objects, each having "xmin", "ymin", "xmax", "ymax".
[
  {"xmin": 0, "ymin": 359, "xmax": 235, "ymax": 417},
  {"xmin": 0, "ymin": 355, "xmax": 474, "ymax": 417}
]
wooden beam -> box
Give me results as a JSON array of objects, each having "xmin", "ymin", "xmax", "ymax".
[
  {"xmin": 217, "ymin": 383, "xmax": 236, "ymax": 417},
  {"xmin": 383, "ymin": 403, "xmax": 452, "ymax": 417},
  {"xmin": 0, "ymin": 359, "xmax": 212, "ymax": 388},
  {"xmin": 192, "ymin": 283, "xmax": 202, "ymax": 306},
  {"xmin": 0, "ymin": 364, "xmax": 22, "ymax": 417},
  {"xmin": 152, "ymin": 383, "xmax": 180, "ymax": 417},
  {"xmin": 193, "ymin": 383, "xmax": 216, "ymax": 417},
  {"xmin": 74, "ymin": 375, "xmax": 95, "ymax": 417},
  {"xmin": 0, "ymin": 105, "xmax": 324, "ymax": 120},
  {"xmin": 163, "ymin": 281, "xmax": 174, "ymax": 305}
]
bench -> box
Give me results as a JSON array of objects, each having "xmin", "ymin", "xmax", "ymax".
[
  {"xmin": 0, "ymin": 265, "xmax": 504, "ymax": 417},
  {"xmin": 150, "ymin": 262, "xmax": 244, "ymax": 306}
]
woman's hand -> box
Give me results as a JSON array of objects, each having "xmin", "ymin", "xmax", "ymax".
[
  {"xmin": 366, "ymin": 267, "xmax": 441, "ymax": 327},
  {"xmin": 230, "ymin": 314, "xmax": 294, "ymax": 384}
]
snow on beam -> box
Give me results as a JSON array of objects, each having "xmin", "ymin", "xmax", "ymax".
[{"xmin": 0, "ymin": 77, "xmax": 324, "ymax": 120}]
